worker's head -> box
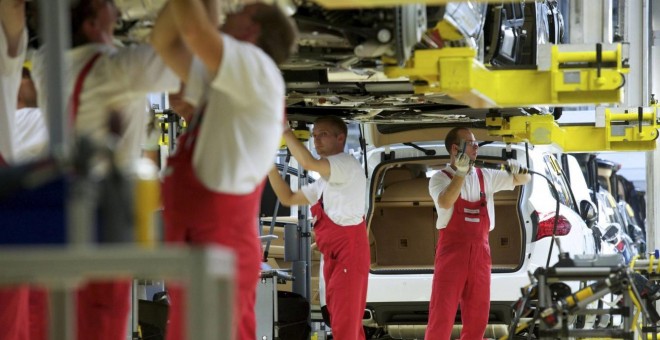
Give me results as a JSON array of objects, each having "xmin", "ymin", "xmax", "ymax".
[
  {"xmin": 445, "ymin": 127, "xmax": 478, "ymax": 161},
  {"xmin": 71, "ymin": 0, "xmax": 119, "ymax": 47},
  {"xmin": 17, "ymin": 66, "xmax": 38, "ymax": 109},
  {"xmin": 312, "ymin": 116, "xmax": 348, "ymax": 157},
  {"xmin": 222, "ymin": 3, "xmax": 298, "ymax": 65}
]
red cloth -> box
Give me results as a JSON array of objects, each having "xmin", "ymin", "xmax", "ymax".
[
  {"xmin": 311, "ymin": 198, "xmax": 369, "ymax": 340},
  {"xmin": 426, "ymin": 169, "xmax": 491, "ymax": 340},
  {"xmin": 28, "ymin": 288, "xmax": 48, "ymax": 340},
  {"xmin": 0, "ymin": 287, "xmax": 30, "ymax": 340},
  {"xmin": 162, "ymin": 118, "xmax": 263, "ymax": 340},
  {"xmin": 76, "ymin": 281, "xmax": 132, "ymax": 340}
]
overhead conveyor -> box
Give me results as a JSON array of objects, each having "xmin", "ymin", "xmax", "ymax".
[
  {"xmin": 485, "ymin": 104, "xmax": 660, "ymax": 153},
  {"xmin": 384, "ymin": 43, "xmax": 629, "ymax": 108},
  {"xmin": 313, "ymin": 0, "xmax": 522, "ymax": 9}
]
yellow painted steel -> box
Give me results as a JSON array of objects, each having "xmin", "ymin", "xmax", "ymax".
[
  {"xmin": 384, "ymin": 44, "xmax": 627, "ymax": 108},
  {"xmin": 486, "ymin": 106, "xmax": 659, "ymax": 152},
  {"xmin": 133, "ymin": 160, "xmax": 161, "ymax": 248},
  {"xmin": 280, "ymin": 129, "xmax": 311, "ymax": 148},
  {"xmin": 313, "ymin": 0, "xmax": 525, "ymax": 9}
]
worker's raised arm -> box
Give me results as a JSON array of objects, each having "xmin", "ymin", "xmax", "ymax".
[
  {"xmin": 150, "ymin": 1, "xmax": 192, "ymax": 81},
  {"xmin": 283, "ymin": 128, "xmax": 331, "ymax": 179},
  {"xmin": 0, "ymin": 0, "xmax": 26, "ymax": 59},
  {"xmin": 171, "ymin": 0, "xmax": 224, "ymax": 76},
  {"xmin": 434, "ymin": 153, "xmax": 471, "ymax": 209},
  {"xmin": 267, "ymin": 167, "xmax": 312, "ymax": 207}
]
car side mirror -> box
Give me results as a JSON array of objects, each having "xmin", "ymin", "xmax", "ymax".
[
  {"xmin": 579, "ymin": 199, "xmax": 598, "ymax": 228},
  {"xmin": 603, "ymin": 223, "xmax": 620, "ymax": 241}
]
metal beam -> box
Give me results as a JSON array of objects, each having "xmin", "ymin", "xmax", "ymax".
[
  {"xmin": 311, "ymin": 0, "xmax": 533, "ymax": 9},
  {"xmin": 38, "ymin": 0, "xmax": 70, "ymax": 157},
  {"xmin": 384, "ymin": 44, "xmax": 628, "ymax": 108},
  {"xmin": 485, "ymin": 106, "xmax": 659, "ymax": 152},
  {"xmin": 0, "ymin": 246, "xmax": 235, "ymax": 340}
]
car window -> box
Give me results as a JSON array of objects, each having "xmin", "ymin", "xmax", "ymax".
[{"xmin": 542, "ymin": 154, "xmax": 577, "ymax": 211}]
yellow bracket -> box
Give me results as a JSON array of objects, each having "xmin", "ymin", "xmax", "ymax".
[
  {"xmin": 384, "ymin": 44, "xmax": 628, "ymax": 108},
  {"xmin": 486, "ymin": 105, "xmax": 659, "ymax": 152},
  {"xmin": 280, "ymin": 129, "xmax": 311, "ymax": 148},
  {"xmin": 313, "ymin": 0, "xmax": 515, "ymax": 9}
]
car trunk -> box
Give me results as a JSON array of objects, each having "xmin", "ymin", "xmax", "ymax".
[{"xmin": 367, "ymin": 157, "xmax": 524, "ymax": 273}]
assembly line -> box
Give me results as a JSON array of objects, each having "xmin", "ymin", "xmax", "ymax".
[{"xmin": 1, "ymin": 0, "xmax": 660, "ymax": 340}]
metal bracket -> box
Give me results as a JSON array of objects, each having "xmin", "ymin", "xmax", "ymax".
[
  {"xmin": 485, "ymin": 104, "xmax": 660, "ymax": 152},
  {"xmin": 384, "ymin": 43, "xmax": 629, "ymax": 108}
]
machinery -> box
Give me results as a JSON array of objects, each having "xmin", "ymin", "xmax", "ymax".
[{"xmin": 506, "ymin": 252, "xmax": 660, "ymax": 339}]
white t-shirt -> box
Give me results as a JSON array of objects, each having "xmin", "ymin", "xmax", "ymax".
[
  {"xmin": 10, "ymin": 107, "xmax": 48, "ymax": 163},
  {"xmin": 429, "ymin": 165, "xmax": 514, "ymax": 230},
  {"xmin": 301, "ymin": 153, "xmax": 366, "ymax": 226},
  {"xmin": 0, "ymin": 26, "xmax": 26, "ymax": 163},
  {"xmin": 32, "ymin": 43, "xmax": 178, "ymax": 169},
  {"xmin": 184, "ymin": 35, "xmax": 285, "ymax": 194}
]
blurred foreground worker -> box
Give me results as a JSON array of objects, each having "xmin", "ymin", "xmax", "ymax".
[
  {"xmin": 151, "ymin": 0, "xmax": 298, "ymax": 339},
  {"xmin": 0, "ymin": 1, "xmax": 49, "ymax": 340},
  {"xmin": 30, "ymin": 0, "xmax": 179, "ymax": 339},
  {"xmin": 426, "ymin": 127, "xmax": 530, "ymax": 339},
  {"xmin": 267, "ymin": 116, "xmax": 369, "ymax": 340}
]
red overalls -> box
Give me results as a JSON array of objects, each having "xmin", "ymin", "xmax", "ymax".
[
  {"xmin": 426, "ymin": 169, "xmax": 491, "ymax": 340},
  {"xmin": 311, "ymin": 196, "xmax": 370, "ymax": 340},
  {"xmin": 162, "ymin": 112, "xmax": 263, "ymax": 340}
]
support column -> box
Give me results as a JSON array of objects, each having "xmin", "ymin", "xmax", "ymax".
[{"xmin": 647, "ymin": 0, "xmax": 660, "ymax": 255}]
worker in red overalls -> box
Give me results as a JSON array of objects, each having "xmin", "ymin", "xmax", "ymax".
[
  {"xmin": 426, "ymin": 127, "xmax": 530, "ymax": 339},
  {"xmin": 268, "ymin": 116, "xmax": 370, "ymax": 340},
  {"xmin": 151, "ymin": 0, "xmax": 298, "ymax": 339}
]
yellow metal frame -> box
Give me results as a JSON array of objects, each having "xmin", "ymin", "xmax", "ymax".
[
  {"xmin": 384, "ymin": 45, "xmax": 628, "ymax": 108},
  {"xmin": 313, "ymin": 0, "xmax": 518, "ymax": 9},
  {"xmin": 486, "ymin": 106, "xmax": 659, "ymax": 152}
]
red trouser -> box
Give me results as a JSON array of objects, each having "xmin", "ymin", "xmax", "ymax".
[
  {"xmin": 312, "ymin": 200, "xmax": 369, "ymax": 340},
  {"xmin": 29, "ymin": 288, "xmax": 48, "ymax": 340},
  {"xmin": 0, "ymin": 287, "xmax": 49, "ymax": 340},
  {"xmin": 0, "ymin": 287, "xmax": 29, "ymax": 340},
  {"xmin": 426, "ymin": 169, "xmax": 491, "ymax": 340},
  {"xmin": 162, "ymin": 123, "xmax": 263, "ymax": 340},
  {"xmin": 77, "ymin": 281, "xmax": 132, "ymax": 340}
]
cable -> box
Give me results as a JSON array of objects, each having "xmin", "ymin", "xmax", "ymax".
[{"xmin": 525, "ymin": 169, "xmax": 563, "ymax": 269}]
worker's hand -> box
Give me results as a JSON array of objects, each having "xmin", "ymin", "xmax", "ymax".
[
  {"xmin": 507, "ymin": 159, "xmax": 527, "ymax": 175},
  {"xmin": 454, "ymin": 153, "xmax": 471, "ymax": 177}
]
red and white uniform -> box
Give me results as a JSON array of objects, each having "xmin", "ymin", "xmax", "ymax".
[
  {"xmin": 32, "ymin": 43, "xmax": 178, "ymax": 169},
  {"xmin": 31, "ymin": 43, "xmax": 178, "ymax": 340},
  {"xmin": 302, "ymin": 153, "xmax": 369, "ymax": 340},
  {"xmin": 426, "ymin": 166, "xmax": 513, "ymax": 339},
  {"xmin": 163, "ymin": 35, "xmax": 285, "ymax": 340}
]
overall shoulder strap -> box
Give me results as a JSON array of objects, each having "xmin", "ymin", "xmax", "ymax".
[
  {"xmin": 476, "ymin": 168, "xmax": 487, "ymax": 203},
  {"xmin": 70, "ymin": 52, "xmax": 102, "ymax": 122},
  {"xmin": 441, "ymin": 169, "xmax": 453, "ymax": 179}
]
